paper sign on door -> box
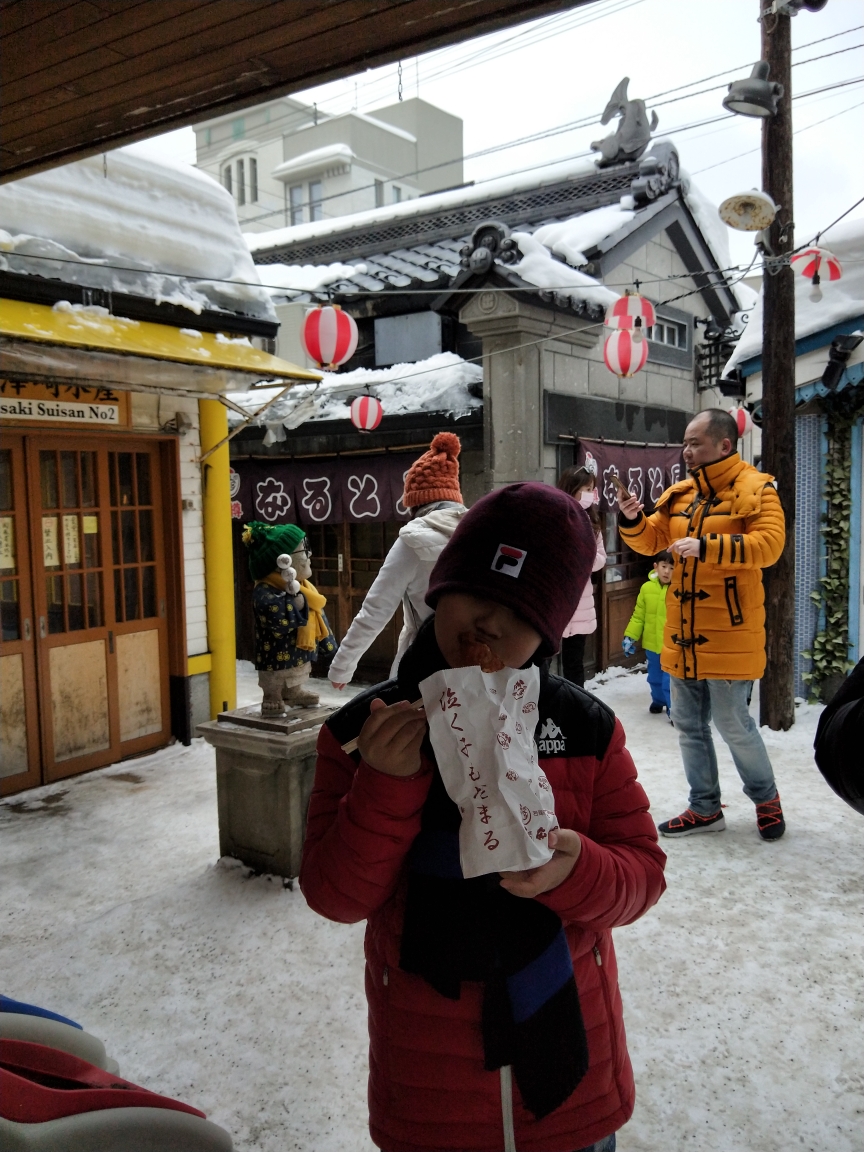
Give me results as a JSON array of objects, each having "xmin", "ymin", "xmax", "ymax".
[
  {"xmin": 0, "ymin": 517, "xmax": 15, "ymax": 571},
  {"xmin": 42, "ymin": 516, "xmax": 60, "ymax": 568},
  {"xmin": 62, "ymin": 515, "xmax": 80, "ymax": 565}
]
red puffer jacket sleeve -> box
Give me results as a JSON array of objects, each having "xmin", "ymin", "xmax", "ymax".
[
  {"xmin": 300, "ymin": 724, "xmax": 434, "ymax": 923},
  {"xmin": 538, "ymin": 719, "xmax": 666, "ymax": 928}
]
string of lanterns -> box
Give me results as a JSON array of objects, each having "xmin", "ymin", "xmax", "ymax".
[{"xmin": 301, "ymin": 304, "xmax": 384, "ymax": 431}]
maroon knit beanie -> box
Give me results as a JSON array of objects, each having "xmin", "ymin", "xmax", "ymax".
[{"xmin": 426, "ymin": 482, "xmax": 596, "ymax": 658}]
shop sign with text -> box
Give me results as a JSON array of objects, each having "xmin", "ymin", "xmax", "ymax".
[{"xmin": 0, "ymin": 381, "xmax": 129, "ymax": 426}]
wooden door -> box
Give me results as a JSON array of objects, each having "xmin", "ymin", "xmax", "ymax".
[
  {"xmin": 0, "ymin": 438, "xmax": 41, "ymax": 793},
  {"xmin": 306, "ymin": 519, "xmax": 403, "ymax": 683},
  {"xmin": 24, "ymin": 438, "xmax": 171, "ymax": 783}
]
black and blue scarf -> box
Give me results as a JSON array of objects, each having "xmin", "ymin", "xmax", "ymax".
[{"xmin": 396, "ymin": 621, "xmax": 589, "ymax": 1120}]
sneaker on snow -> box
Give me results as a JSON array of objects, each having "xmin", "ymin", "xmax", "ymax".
[
  {"xmin": 755, "ymin": 793, "xmax": 786, "ymax": 841},
  {"xmin": 657, "ymin": 808, "xmax": 726, "ymax": 837},
  {"xmin": 649, "ymin": 702, "xmax": 665, "ymax": 714}
]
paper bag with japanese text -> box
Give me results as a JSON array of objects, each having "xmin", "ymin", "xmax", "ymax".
[{"xmin": 419, "ymin": 664, "xmax": 557, "ymax": 879}]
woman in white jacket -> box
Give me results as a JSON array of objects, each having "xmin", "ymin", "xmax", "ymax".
[{"xmin": 328, "ymin": 432, "xmax": 466, "ymax": 687}]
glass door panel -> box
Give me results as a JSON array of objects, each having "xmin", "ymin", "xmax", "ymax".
[{"xmin": 0, "ymin": 439, "xmax": 41, "ymax": 794}]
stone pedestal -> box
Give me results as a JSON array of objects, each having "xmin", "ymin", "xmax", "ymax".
[{"xmin": 197, "ymin": 704, "xmax": 334, "ymax": 880}]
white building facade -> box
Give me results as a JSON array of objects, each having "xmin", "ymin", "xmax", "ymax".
[{"xmin": 194, "ymin": 96, "xmax": 463, "ymax": 234}]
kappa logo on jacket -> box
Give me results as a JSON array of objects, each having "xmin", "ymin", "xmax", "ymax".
[{"xmin": 537, "ymin": 717, "xmax": 566, "ymax": 755}]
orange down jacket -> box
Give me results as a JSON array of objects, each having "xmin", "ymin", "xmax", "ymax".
[
  {"xmin": 618, "ymin": 453, "xmax": 785, "ymax": 681},
  {"xmin": 300, "ymin": 665, "xmax": 666, "ymax": 1152}
]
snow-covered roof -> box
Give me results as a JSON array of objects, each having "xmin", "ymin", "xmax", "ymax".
[
  {"xmin": 723, "ymin": 216, "xmax": 864, "ymax": 376},
  {"xmin": 271, "ymin": 144, "xmax": 354, "ymax": 184},
  {"xmin": 245, "ymin": 155, "xmax": 600, "ymax": 254},
  {"xmin": 0, "ymin": 150, "xmax": 275, "ymax": 322},
  {"xmin": 227, "ymin": 351, "xmax": 482, "ymax": 440},
  {"xmin": 506, "ymin": 231, "xmax": 619, "ymax": 309}
]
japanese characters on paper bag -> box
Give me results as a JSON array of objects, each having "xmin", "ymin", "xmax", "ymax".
[{"xmin": 419, "ymin": 664, "xmax": 557, "ymax": 879}]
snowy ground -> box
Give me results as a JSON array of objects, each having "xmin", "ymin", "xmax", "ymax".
[{"xmin": 2, "ymin": 663, "xmax": 862, "ymax": 1152}]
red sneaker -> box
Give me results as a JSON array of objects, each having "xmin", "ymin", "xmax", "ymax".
[
  {"xmin": 658, "ymin": 808, "xmax": 726, "ymax": 837},
  {"xmin": 755, "ymin": 793, "xmax": 786, "ymax": 841}
]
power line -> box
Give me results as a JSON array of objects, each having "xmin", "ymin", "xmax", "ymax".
[
  {"xmin": 690, "ymin": 97, "xmax": 864, "ymax": 175},
  {"xmin": 234, "ymin": 62, "xmax": 864, "ymax": 231}
]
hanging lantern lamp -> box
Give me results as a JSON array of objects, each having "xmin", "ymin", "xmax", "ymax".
[
  {"xmin": 350, "ymin": 395, "xmax": 383, "ymax": 431},
  {"xmin": 603, "ymin": 328, "xmax": 649, "ymax": 378},
  {"xmin": 790, "ymin": 247, "xmax": 842, "ymax": 303},
  {"xmin": 301, "ymin": 304, "xmax": 359, "ymax": 369},
  {"xmin": 605, "ymin": 291, "xmax": 656, "ymax": 343},
  {"xmin": 728, "ymin": 406, "xmax": 753, "ymax": 438}
]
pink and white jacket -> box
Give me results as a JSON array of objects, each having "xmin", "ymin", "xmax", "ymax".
[{"xmin": 562, "ymin": 533, "xmax": 606, "ymax": 637}]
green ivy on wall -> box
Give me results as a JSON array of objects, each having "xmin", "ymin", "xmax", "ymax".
[{"xmin": 802, "ymin": 386, "xmax": 864, "ymax": 701}]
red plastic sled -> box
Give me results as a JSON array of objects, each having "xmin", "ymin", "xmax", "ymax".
[{"xmin": 0, "ymin": 1039, "xmax": 206, "ymax": 1123}]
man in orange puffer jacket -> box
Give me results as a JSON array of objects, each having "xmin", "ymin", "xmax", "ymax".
[{"xmin": 617, "ymin": 409, "xmax": 787, "ymax": 842}]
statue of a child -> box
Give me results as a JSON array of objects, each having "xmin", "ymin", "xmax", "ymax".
[{"xmin": 242, "ymin": 521, "xmax": 337, "ymax": 714}]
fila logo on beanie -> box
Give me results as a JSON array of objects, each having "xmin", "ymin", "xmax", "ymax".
[
  {"xmin": 426, "ymin": 482, "xmax": 596, "ymax": 659},
  {"xmin": 492, "ymin": 544, "xmax": 527, "ymax": 577}
]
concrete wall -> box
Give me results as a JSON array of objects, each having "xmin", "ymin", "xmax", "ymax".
[{"xmin": 371, "ymin": 99, "xmax": 463, "ymax": 193}]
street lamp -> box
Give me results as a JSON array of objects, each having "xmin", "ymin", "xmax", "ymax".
[{"xmin": 722, "ymin": 62, "xmax": 784, "ymax": 118}]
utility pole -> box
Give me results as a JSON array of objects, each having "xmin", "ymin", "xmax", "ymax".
[{"xmin": 759, "ymin": 6, "xmax": 796, "ymax": 730}]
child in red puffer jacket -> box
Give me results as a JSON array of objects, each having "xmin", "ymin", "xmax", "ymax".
[{"xmin": 301, "ymin": 482, "xmax": 666, "ymax": 1152}]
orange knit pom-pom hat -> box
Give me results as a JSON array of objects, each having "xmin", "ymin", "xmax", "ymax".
[{"xmin": 403, "ymin": 432, "xmax": 463, "ymax": 508}]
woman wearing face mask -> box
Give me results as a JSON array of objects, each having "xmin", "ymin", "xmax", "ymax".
[{"xmin": 556, "ymin": 466, "xmax": 606, "ymax": 687}]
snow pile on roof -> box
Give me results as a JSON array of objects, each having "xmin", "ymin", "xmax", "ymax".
[
  {"xmin": 508, "ymin": 232, "xmax": 619, "ymax": 309},
  {"xmin": 723, "ymin": 216, "xmax": 864, "ymax": 375},
  {"xmin": 245, "ymin": 155, "xmax": 600, "ymax": 254},
  {"xmin": 0, "ymin": 151, "xmax": 275, "ymax": 321},
  {"xmin": 227, "ymin": 352, "xmax": 481, "ymax": 435},
  {"xmin": 259, "ymin": 262, "xmax": 368, "ymax": 299},
  {"xmin": 531, "ymin": 202, "xmax": 636, "ymax": 266}
]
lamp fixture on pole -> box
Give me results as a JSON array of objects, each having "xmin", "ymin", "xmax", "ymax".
[{"xmin": 722, "ymin": 61, "xmax": 784, "ymax": 118}]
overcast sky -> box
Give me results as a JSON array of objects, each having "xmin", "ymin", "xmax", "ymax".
[{"xmin": 127, "ymin": 0, "xmax": 863, "ymax": 266}]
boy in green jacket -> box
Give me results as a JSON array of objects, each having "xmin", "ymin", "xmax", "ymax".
[{"xmin": 623, "ymin": 551, "xmax": 674, "ymax": 715}]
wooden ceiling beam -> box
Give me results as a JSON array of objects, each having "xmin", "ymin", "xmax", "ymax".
[{"xmin": 1, "ymin": 0, "xmax": 591, "ymax": 182}]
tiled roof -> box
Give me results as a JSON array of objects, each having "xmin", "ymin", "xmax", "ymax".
[{"xmin": 253, "ymin": 161, "xmax": 642, "ymax": 274}]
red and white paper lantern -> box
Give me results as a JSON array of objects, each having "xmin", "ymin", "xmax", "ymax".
[
  {"xmin": 350, "ymin": 395, "xmax": 383, "ymax": 431},
  {"xmin": 603, "ymin": 328, "xmax": 649, "ymax": 378},
  {"xmin": 301, "ymin": 305, "xmax": 359, "ymax": 369},
  {"xmin": 790, "ymin": 247, "xmax": 842, "ymax": 284},
  {"xmin": 728, "ymin": 406, "xmax": 753, "ymax": 437},
  {"xmin": 604, "ymin": 292, "xmax": 656, "ymax": 337}
]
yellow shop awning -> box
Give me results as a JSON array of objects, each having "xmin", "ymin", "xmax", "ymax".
[{"xmin": 0, "ymin": 298, "xmax": 321, "ymax": 397}]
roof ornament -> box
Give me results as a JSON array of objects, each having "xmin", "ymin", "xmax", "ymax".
[
  {"xmin": 591, "ymin": 78, "xmax": 658, "ymax": 168},
  {"xmin": 459, "ymin": 222, "xmax": 520, "ymax": 276}
]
